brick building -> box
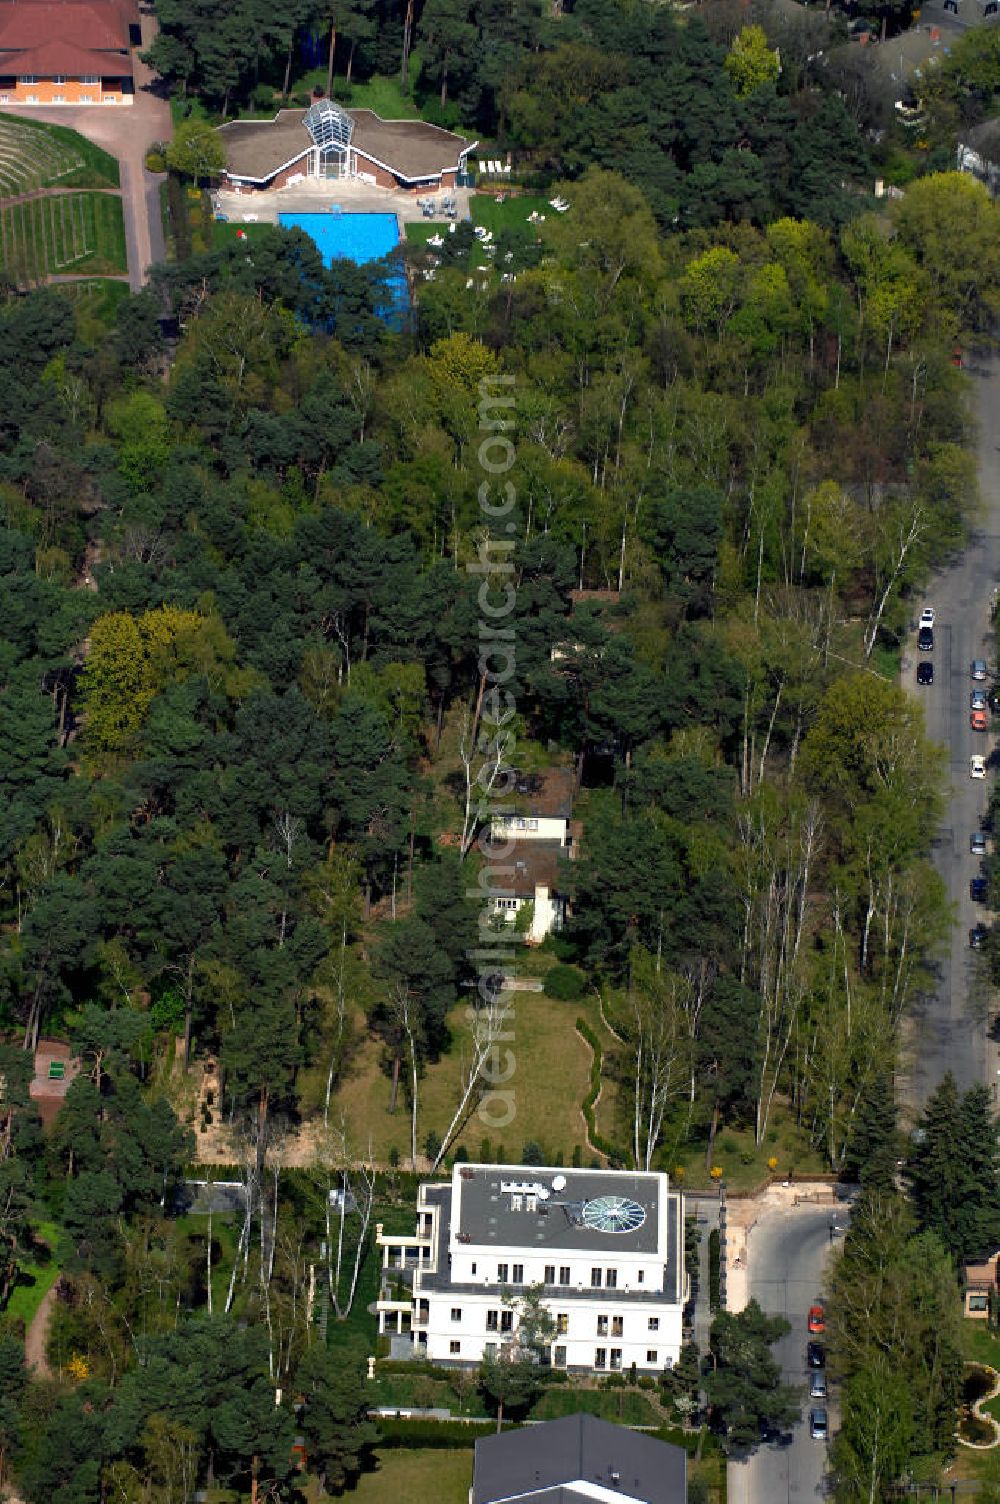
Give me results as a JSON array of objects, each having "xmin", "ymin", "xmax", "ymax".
[
  {"xmin": 218, "ymin": 98, "xmax": 474, "ymax": 195},
  {"xmin": 0, "ymin": 0, "xmax": 139, "ymax": 106}
]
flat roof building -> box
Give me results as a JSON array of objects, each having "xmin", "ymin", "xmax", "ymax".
[{"xmin": 376, "ymin": 1164, "xmax": 686, "ymax": 1375}]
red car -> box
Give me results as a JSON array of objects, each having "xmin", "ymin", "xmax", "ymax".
[
  {"xmin": 808, "ymin": 1304, "xmax": 825, "ymax": 1334},
  {"xmin": 972, "ymin": 709, "xmax": 990, "ymax": 732}
]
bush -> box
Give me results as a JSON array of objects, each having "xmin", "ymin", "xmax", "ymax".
[
  {"xmin": 145, "ymin": 148, "xmax": 166, "ymax": 173},
  {"xmin": 708, "ymin": 1228, "xmax": 721, "ymax": 1311},
  {"xmin": 376, "ymin": 1417, "xmax": 506, "ymax": 1448},
  {"xmin": 576, "ymin": 1018, "xmax": 625, "ymax": 1163},
  {"xmin": 543, "ymin": 965, "xmax": 584, "ymax": 1001},
  {"xmin": 522, "ymin": 1140, "xmax": 544, "ymax": 1165},
  {"xmin": 424, "ymin": 1129, "xmax": 442, "ymax": 1162},
  {"xmin": 479, "ymin": 1136, "xmax": 493, "ymax": 1163},
  {"xmin": 252, "ymin": 83, "xmax": 276, "ymax": 110}
]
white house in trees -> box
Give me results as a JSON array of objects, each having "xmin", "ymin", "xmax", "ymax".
[
  {"xmin": 375, "ymin": 1163, "xmax": 687, "ymax": 1375},
  {"xmin": 486, "ymin": 768, "xmax": 575, "ymax": 942}
]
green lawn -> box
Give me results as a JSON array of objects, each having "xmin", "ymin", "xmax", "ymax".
[
  {"xmin": 331, "ymin": 988, "xmax": 608, "ymax": 1166},
  {"xmin": 0, "ymin": 114, "xmax": 119, "ymax": 191},
  {"xmin": 5, "ymin": 1219, "xmax": 62, "ymax": 1328},
  {"xmin": 471, "ymin": 194, "xmax": 551, "ymax": 234},
  {"xmin": 962, "ymin": 1321, "xmax": 1000, "ymax": 1367},
  {"xmin": 349, "ymin": 1448, "xmax": 473, "ymax": 1504},
  {"xmin": 212, "ymin": 219, "xmax": 276, "ymax": 250},
  {"xmin": 0, "ymin": 191, "xmax": 126, "ymax": 279}
]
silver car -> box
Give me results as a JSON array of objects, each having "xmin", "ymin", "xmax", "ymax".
[
  {"xmin": 972, "ymin": 831, "xmax": 988, "ymax": 856},
  {"xmin": 972, "ymin": 660, "xmax": 989, "ymax": 681},
  {"xmin": 972, "ymin": 689, "xmax": 989, "ymax": 711},
  {"xmin": 810, "ymin": 1372, "xmax": 828, "ymax": 1400}
]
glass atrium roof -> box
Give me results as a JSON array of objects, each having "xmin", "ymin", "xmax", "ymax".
[{"xmin": 304, "ymin": 99, "xmax": 354, "ymax": 151}]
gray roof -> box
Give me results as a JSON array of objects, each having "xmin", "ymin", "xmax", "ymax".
[
  {"xmin": 472, "ymin": 1413, "xmax": 687, "ymax": 1504},
  {"xmin": 456, "ymin": 1167, "xmax": 662, "ymax": 1255},
  {"xmin": 219, "ymin": 106, "xmax": 471, "ymax": 184}
]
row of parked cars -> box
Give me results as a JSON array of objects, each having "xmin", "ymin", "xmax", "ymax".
[
  {"xmin": 914, "ymin": 609, "xmax": 995, "ymax": 947},
  {"xmin": 806, "ymin": 1304, "xmax": 828, "ymax": 1441}
]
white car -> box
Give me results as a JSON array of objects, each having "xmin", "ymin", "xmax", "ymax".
[
  {"xmin": 920, "ymin": 607, "xmax": 935, "ymax": 629},
  {"xmin": 971, "ymin": 755, "xmax": 987, "ymax": 779}
]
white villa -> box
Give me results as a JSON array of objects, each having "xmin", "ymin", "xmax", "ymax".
[
  {"xmin": 376, "ymin": 1163, "xmax": 687, "ymax": 1375},
  {"xmin": 486, "ymin": 768, "xmax": 575, "ymax": 942}
]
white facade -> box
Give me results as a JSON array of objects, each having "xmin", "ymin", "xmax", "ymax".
[
  {"xmin": 376, "ymin": 1164, "xmax": 686, "ymax": 1374},
  {"xmin": 491, "ymin": 813, "xmax": 569, "ymax": 845}
]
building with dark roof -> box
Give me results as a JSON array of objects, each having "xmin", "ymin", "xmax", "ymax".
[
  {"xmin": 376, "ymin": 1163, "xmax": 686, "ymax": 1374},
  {"xmin": 0, "ymin": 0, "xmax": 138, "ymax": 107},
  {"xmin": 218, "ymin": 98, "xmax": 475, "ymax": 195},
  {"xmin": 472, "ymin": 1413, "xmax": 688, "ymax": 1504}
]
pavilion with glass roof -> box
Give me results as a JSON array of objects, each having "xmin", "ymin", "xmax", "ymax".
[{"xmin": 217, "ymin": 99, "xmax": 475, "ymax": 195}]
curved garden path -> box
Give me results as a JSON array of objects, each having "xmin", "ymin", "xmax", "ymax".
[{"xmin": 24, "ymin": 1282, "xmax": 57, "ymax": 1379}]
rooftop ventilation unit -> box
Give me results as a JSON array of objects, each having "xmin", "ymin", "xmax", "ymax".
[{"xmin": 500, "ymin": 1179, "xmax": 550, "ymax": 1200}]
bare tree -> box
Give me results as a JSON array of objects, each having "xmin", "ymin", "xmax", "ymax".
[{"xmin": 431, "ymin": 983, "xmax": 515, "ymax": 1171}]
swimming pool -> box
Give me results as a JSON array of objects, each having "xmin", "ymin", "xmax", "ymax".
[{"xmin": 278, "ymin": 211, "xmax": 400, "ymax": 267}]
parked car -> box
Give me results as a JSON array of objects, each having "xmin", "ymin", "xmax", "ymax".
[
  {"xmin": 972, "ymin": 831, "xmax": 989, "ymax": 857},
  {"xmin": 807, "ymin": 1342, "xmax": 825, "ymax": 1369},
  {"xmin": 917, "ymin": 661, "xmax": 934, "ymax": 685},
  {"xmin": 808, "ymin": 1304, "xmax": 825, "ymax": 1334},
  {"xmin": 971, "ymin": 925, "xmax": 989, "ymax": 950},
  {"xmin": 918, "ymin": 626, "xmax": 934, "ymax": 652},
  {"xmin": 810, "ymin": 1373, "xmax": 828, "ymax": 1400},
  {"xmin": 972, "ymin": 659, "xmax": 989, "ymax": 681},
  {"xmin": 972, "ymin": 709, "xmax": 990, "ymax": 732},
  {"xmin": 920, "ymin": 607, "xmax": 935, "ymax": 630},
  {"xmin": 810, "ymin": 1408, "xmax": 829, "ymax": 1441},
  {"xmin": 971, "ymin": 755, "xmax": 987, "ymax": 779},
  {"xmin": 972, "ymin": 877, "xmax": 989, "ymax": 903},
  {"xmin": 972, "ymin": 690, "xmax": 989, "ymax": 711}
]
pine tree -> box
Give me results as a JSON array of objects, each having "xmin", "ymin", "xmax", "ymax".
[
  {"xmin": 906, "ymin": 1072, "xmax": 962, "ymax": 1252},
  {"xmin": 954, "ymin": 1083, "xmax": 1000, "ymax": 1261},
  {"xmin": 843, "ymin": 1070, "xmax": 898, "ymax": 1188}
]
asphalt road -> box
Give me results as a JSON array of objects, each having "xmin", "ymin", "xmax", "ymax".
[
  {"xmin": 903, "ymin": 353, "xmax": 1000, "ymax": 1113},
  {"xmin": 728, "ymin": 1207, "xmax": 837, "ymax": 1504}
]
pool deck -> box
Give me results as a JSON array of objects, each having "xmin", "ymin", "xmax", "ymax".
[{"xmin": 214, "ymin": 176, "xmax": 473, "ymax": 228}]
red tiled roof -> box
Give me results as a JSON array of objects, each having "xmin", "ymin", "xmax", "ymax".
[
  {"xmin": 0, "ymin": 38, "xmax": 129, "ymax": 74},
  {"xmin": 0, "ymin": 0, "xmax": 135, "ymax": 66}
]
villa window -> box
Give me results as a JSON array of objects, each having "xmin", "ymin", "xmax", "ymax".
[
  {"xmin": 596, "ymin": 1315, "xmax": 608, "ymax": 1336},
  {"xmin": 648, "ymin": 1317, "xmax": 659, "ymax": 1331},
  {"xmin": 556, "ymin": 1314, "xmax": 568, "ymax": 1335},
  {"xmin": 52, "ymin": 74, "xmax": 66, "ymax": 84},
  {"xmin": 595, "ymin": 1348, "xmax": 607, "ymax": 1369},
  {"xmin": 512, "ymin": 1264, "xmax": 523, "ymax": 1284},
  {"xmin": 591, "ymin": 1269, "xmax": 602, "ymax": 1288},
  {"xmin": 486, "ymin": 1311, "xmax": 499, "ymax": 1331},
  {"xmin": 559, "ymin": 1267, "xmax": 571, "ymax": 1285},
  {"xmin": 647, "ymin": 1350, "xmax": 658, "ymax": 1364},
  {"xmin": 606, "ymin": 1269, "xmax": 618, "ymax": 1289},
  {"xmin": 450, "ymin": 1340, "xmax": 461, "ymax": 1354},
  {"xmin": 451, "ymin": 1308, "xmax": 462, "ymax": 1322},
  {"xmin": 500, "ymin": 1311, "xmax": 513, "ymax": 1333},
  {"xmin": 18, "ymin": 75, "xmax": 37, "ymax": 84},
  {"xmin": 471, "ymin": 1262, "xmax": 477, "ymax": 1275},
  {"xmin": 545, "ymin": 1265, "xmax": 556, "ymax": 1284},
  {"xmin": 610, "ymin": 1349, "xmax": 622, "ymax": 1371},
  {"xmin": 612, "ymin": 1317, "xmax": 623, "ymax": 1337},
  {"xmin": 81, "ymin": 74, "xmax": 99, "ymax": 84},
  {"xmin": 497, "ymin": 1263, "xmax": 508, "ymax": 1282},
  {"xmin": 554, "ymin": 1345, "xmax": 567, "ymax": 1367},
  {"xmin": 637, "ymin": 1270, "xmax": 644, "ymax": 1284}
]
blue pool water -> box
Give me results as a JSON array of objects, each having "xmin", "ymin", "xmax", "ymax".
[{"xmin": 278, "ymin": 211, "xmax": 400, "ymax": 267}]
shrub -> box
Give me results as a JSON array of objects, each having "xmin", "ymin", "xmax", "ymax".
[
  {"xmin": 252, "ymin": 83, "xmax": 275, "ymax": 110},
  {"xmin": 543, "ymin": 964, "xmax": 584, "ymax": 1001},
  {"xmin": 576, "ymin": 1018, "xmax": 625, "ymax": 1163},
  {"xmin": 708, "ymin": 1228, "xmax": 721, "ymax": 1311},
  {"xmin": 479, "ymin": 1136, "xmax": 493, "ymax": 1163},
  {"xmin": 376, "ymin": 1417, "xmax": 506, "ymax": 1448},
  {"xmin": 571, "ymin": 1145, "xmax": 582, "ymax": 1168},
  {"xmin": 522, "ymin": 1140, "xmax": 544, "ymax": 1165},
  {"xmin": 424, "ymin": 1129, "xmax": 442, "ymax": 1161},
  {"xmin": 145, "ymin": 148, "xmax": 166, "ymax": 173}
]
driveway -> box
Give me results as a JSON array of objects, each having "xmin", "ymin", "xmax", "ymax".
[
  {"xmin": 727, "ymin": 1203, "xmax": 840, "ymax": 1504},
  {"xmin": 901, "ymin": 353, "xmax": 1000, "ymax": 1115},
  {"xmin": 0, "ymin": 3, "xmax": 171, "ymax": 289}
]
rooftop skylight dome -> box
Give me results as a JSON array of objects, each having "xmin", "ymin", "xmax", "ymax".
[{"xmin": 304, "ymin": 97, "xmax": 354, "ymax": 150}]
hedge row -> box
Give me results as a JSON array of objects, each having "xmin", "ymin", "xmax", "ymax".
[
  {"xmin": 375, "ymin": 1417, "xmax": 512, "ymax": 1448},
  {"xmin": 576, "ymin": 1018, "xmax": 624, "ymax": 1164}
]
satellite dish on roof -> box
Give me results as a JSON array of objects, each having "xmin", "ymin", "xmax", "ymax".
[{"xmin": 552, "ymin": 1174, "xmax": 567, "ymax": 1192}]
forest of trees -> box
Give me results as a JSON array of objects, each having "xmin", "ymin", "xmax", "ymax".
[{"xmin": 2, "ymin": 0, "xmax": 1000, "ymax": 1496}]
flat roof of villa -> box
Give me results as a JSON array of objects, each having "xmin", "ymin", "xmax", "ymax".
[
  {"xmin": 220, "ymin": 107, "xmax": 472, "ymax": 183},
  {"xmin": 455, "ymin": 1165, "xmax": 664, "ymax": 1255}
]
